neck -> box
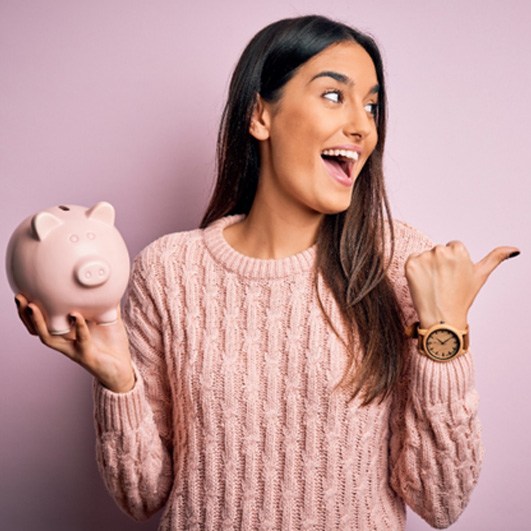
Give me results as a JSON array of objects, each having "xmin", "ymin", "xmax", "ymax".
[{"xmin": 224, "ymin": 200, "xmax": 323, "ymax": 260}]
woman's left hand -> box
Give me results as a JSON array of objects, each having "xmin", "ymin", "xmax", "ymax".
[{"xmin": 405, "ymin": 241, "xmax": 520, "ymax": 329}]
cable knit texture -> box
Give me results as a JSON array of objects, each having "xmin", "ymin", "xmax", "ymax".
[{"xmin": 93, "ymin": 215, "xmax": 482, "ymax": 530}]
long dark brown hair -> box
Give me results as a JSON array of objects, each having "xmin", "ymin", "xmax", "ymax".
[{"xmin": 201, "ymin": 15, "xmax": 407, "ymax": 405}]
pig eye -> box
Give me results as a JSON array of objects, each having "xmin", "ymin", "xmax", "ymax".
[
  {"xmin": 86, "ymin": 232, "xmax": 96, "ymax": 240},
  {"xmin": 69, "ymin": 234, "xmax": 79, "ymax": 243}
]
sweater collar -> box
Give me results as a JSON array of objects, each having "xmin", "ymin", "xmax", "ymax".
[{"xmin": 203, "ymin": 215, "xmax": 316, "ymax": 279}]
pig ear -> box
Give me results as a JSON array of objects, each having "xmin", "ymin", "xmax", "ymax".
[
  {"xmin": 31, "ymin": 212, "xmax": 63, "ymax": 241},
  {"xmin": 86, "ymin": 202, "xmax": 115, "ymax": 225}
]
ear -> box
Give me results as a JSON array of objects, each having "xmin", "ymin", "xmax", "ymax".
[
  {"xmin": 32, "ymin": 212, "xmax": 63, "ymax": 241},
  {"xmin": 249, "ymin": 95, "xmax": 271, "ymax": 141},
  {"xmin": 86, "ymin": 201, "xmax": 115, "ymax": 225}
]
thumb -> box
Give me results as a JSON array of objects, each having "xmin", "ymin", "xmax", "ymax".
[{"xmin": 475, "ymin": 246, "xmax": 520, "ymax": 280}]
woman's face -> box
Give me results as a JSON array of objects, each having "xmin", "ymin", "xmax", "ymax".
[{"xmin": 251, "ymin": 41, "xmax": 379, "ymax": 220}]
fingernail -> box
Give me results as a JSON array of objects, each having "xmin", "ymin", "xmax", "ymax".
[
  {"xmin": 506, "ymin": 251, "xmax": 520, "ymax": 260},
  {"xmin": 69, "ymin": 315, "xmax": 77, "ymax": 325},
  {"xmin": 14, "ymin": 297, "xmax": 20, "ymax": 308},
  {"xmin": 26, "ymin": 306, "xmax": 33, "ymax": 316}
]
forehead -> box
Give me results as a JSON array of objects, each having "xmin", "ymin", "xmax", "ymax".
[{"xmin": 296, "ymin": 41, "xmax": 378, "ymax": 86}]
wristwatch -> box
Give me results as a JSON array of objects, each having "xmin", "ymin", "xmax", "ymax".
[{"xmin": 407, "ymin": 321, "xmax": 469, "ymax": 362}]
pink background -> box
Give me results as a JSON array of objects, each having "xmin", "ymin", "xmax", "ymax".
[{"xmin": 1, "ymin": 1, "xmax": 530, "ymax": 529}]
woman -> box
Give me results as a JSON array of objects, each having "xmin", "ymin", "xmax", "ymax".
[{"xmin": 16, "ymin": 15, "xmax": 518, "ymax": 530}]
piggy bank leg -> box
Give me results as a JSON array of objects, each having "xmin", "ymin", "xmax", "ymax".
[
  {"xmin": 48, "ymin": 315, "xmax": 72, "ymax": 335},
  {"xmin": 95, "ymin": 308, "xmax": 118, "ymax": 326}
]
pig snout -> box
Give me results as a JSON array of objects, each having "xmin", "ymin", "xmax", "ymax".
[{"xmin": 75, "ymin": 258, "xmax": 111, "ymax": 287}]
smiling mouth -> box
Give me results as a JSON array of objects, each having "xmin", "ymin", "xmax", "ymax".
[{"xmin": 321, "ymin": 149, "xmax": 359, "ymax": 180}]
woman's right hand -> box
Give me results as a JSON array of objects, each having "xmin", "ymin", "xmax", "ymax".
[{"xmin": 15, "ymin": 294, "xmax": 135, "ymax": 393}]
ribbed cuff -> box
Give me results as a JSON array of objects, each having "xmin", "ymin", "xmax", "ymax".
[
  {"xmin": 409, "ymin": 350, "xmax": 476, "ymax": 406},
  {"xmin": 93, "ymin": 365, "xmax": 146, "ymax": 432}
]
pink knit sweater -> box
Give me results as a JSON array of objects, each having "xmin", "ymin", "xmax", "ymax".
[{"xmin": 93, "ymin": 215, "xmax": 482, "ymax": 530}]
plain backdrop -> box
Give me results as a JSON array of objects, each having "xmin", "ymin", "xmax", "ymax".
[{"xmin": 1, "ymin": 1, "xmax": 530, "ymax": 530}]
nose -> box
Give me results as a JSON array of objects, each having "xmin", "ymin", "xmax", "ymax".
[
  {"xmin": 344, "ymin": 100, "xmax": 374, "ymax": 140},
  {"xmin": 75, "ymin": 258, "xmax": 110, "ymax": 287}
]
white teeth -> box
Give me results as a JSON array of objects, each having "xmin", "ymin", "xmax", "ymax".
[{"xmin": 321, "ymin": 149, "xmax": 359, "ymax": 161}]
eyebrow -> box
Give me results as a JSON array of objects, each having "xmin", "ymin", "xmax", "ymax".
[{"xmin": 309, "ymin": 70, "xmax": 380, "ymax": 94}]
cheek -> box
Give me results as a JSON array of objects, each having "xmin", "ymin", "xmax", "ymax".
[
  {"xmin": 364, "ymin": 130, "xmax": 379, "ymax": 160},
  {"xmin": 270, "ymin": 120, "xmax": 317, "ymax": 167}
]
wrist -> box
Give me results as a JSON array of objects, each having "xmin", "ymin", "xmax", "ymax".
[
  {"xmin": 418, "ymin": 313, "xmax": 468, "ymax": 330},
  {"xmin": 101, "ymin": 367, "xmax": 136, "ymax": 394}
]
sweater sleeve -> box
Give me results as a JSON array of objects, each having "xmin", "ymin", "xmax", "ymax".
[
  {"xmin": 93, "ymin": 242, "xmax": 174, "ymax": 521},
  {"xmin": 388, "ymin": 221, "xmax": 483, "ymax": 529}
]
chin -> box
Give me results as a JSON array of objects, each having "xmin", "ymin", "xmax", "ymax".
[{"xmin": 315, "ymin": 194, "xmax": 353, "ymax": 215}]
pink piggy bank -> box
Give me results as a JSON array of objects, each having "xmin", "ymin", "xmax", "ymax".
[{"xmin": 6, "ymin": 202, "xmax": 130, "ymax": 335}]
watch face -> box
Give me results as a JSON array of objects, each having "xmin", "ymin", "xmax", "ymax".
[{"xmin": 425, "ymin": 328, "xmax": 461, "ymax": 361}]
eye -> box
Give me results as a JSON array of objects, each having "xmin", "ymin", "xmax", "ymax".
[
  {"xmin": 322, "ymin": 89, "xmax": 343, "ymax": 104},
  {"xmin": 364, "ymin": 102, "xmax": 379, "ymax": 117}
]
